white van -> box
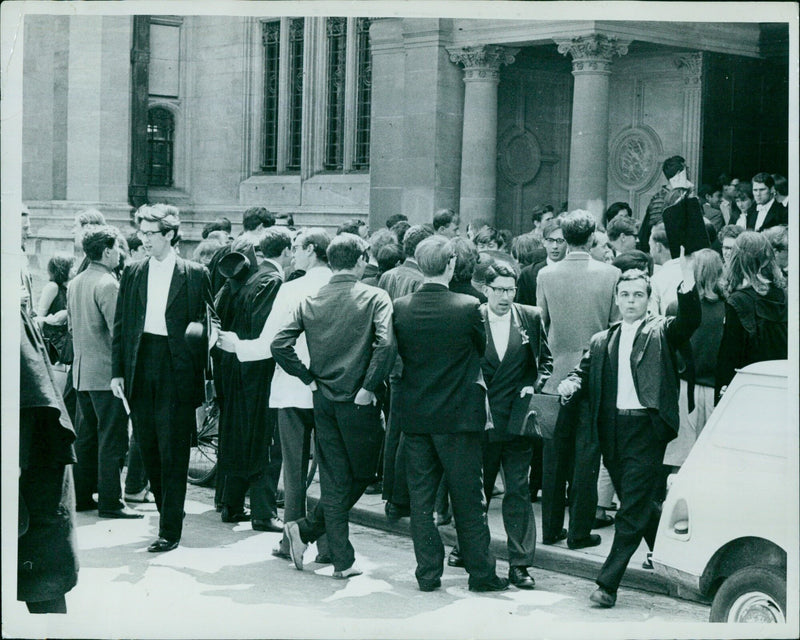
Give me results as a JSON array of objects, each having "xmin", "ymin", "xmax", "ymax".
[{"xmin": 652, "ymin": 360, "xmax": 793, "ymax": 623}]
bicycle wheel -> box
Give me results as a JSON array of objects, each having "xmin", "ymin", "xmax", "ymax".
[{"xmin": 188, "ymin": 401, "xmax": 219, "ymax": 486}]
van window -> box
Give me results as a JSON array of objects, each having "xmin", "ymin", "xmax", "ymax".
[{"xmin": 710, "ymin": 383, "xmax": 788, "ymax": 458}]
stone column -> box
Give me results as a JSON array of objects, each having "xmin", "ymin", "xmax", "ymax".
[
  {"xmin": 449, "ymin": 45, "xmax": 518, "ymax": 228},
  {"xmin": 676, "ymin": 52, "xmax": 703, "ymax": 187},
  {"xmin": 556, "ymin": 34, "xmax": 629, "ymax": 212}
]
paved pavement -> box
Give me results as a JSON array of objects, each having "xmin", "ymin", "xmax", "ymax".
[{"xmin": 5, "ymin": 483, "xmax": 710, "ymax": 639}]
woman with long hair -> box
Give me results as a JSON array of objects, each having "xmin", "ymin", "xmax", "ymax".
[
  {"xmin": 664, "ymin": 249, "xmax": 726, "ymax": 467},
  {"xmin": 715, "ymin": 232, "xmax": 787, "ymax": 400},
  {"xmin": 36, "ymin": 253, "xmax": 75, "ymax": 366}
]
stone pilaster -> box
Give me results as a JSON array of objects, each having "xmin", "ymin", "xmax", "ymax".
[
  {"xmin": 448, "ymin": 45, "xmax": 518, "ymax": 227},
  {"xmin": 555, "ymin": 34, "xmax": 630, "ymax": 212},
  {"xmin": 676, "ymin": 52, "xmax": 703, "ymax": 187}
]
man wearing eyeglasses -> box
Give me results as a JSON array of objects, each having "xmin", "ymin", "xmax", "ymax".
[
  {"xmin": 111, "ymin": 205, "xmax": 213, "ymax": 553},
  {"xmin": 537, "ymin": 209, "xmax": 621, "ymax": 551},
  {"xmin": 515, "ymin": 217, "xmax": 567, "ymax": 306}
]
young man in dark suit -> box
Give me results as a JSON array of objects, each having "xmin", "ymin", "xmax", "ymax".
[
  {"xmin": 111, "ymin": 205, "xmax": 213, "ymax": 553},
  {"xmin": 392, "ymin": 235, "xmax": 507, "ymax": 593},
  {"xmin": 449, "ymin": 261, "xmax": 553, "ymax": 589},
  {"xmin": 748, "ymin": 172, "xmax": 788, "ymax": 231},
  {"xmin": 557, "ymin": 263, "xmax": 700, "ymax": 608}
]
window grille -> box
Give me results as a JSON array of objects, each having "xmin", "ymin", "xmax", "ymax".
[
  {"xmin": 324, "ymin": 17, "xmax": 347, "ymax": 170},
  {"xmin": 353, "ymin": 17, "xmax": 372, "ymax": 170},
  {"xmin": 147, "ymin": 107, "xmax": 174, "ymax": 187},
  {"xmin": 287, "ymin": 18, "xmax": 304, "ymax": 171},
  {"xmin": 261, "ymin": 21, "xmax": 280, "ymax": 172}
]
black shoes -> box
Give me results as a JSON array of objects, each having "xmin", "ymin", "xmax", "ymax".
[
  {"xmin": 384, "ymin": 501, "xmax": 410, "ymax": 522},
  {"xmin": 642, "ymin": 552, "xmax": 654, "ymax": 570},
  {"xmin": 468, "ymin": 575, "xmax": 509, "ymax": 593},
  {"xmin": 589, "ymin": 586, "xmax": 617, "ymax": 608},
  {"xmin": 147, "ymin": 537, "xmax": 179, "ymax": 553},
  {"xmin": 75, "ymin": 499, "xmax": 99, "ymax": 512},
  {"xmin": 542, "ymin": 528, "xmax": 568, "ymax": 545},
  {"xmin": 418, "ymin": 578, "xmax": 441, "ymax": 592},
  {"xmin": 271, "ymin": 546, "xmax": 292, "ymax": 561},
  {"xmin": 593, "ymin": 514, "xmax": 615, "ymax": 529},
  {"xmin": 314, "ymin": 553, "xmax": 332, "ymax": 565},
  {"xmin": 447, "ymin": 548, "xmax": 465, "ymax": 568},
  {"xmin": 567, "ymin": 534, "xmax": 602, "ymax": 550},
  {"xmin": 252, "ymin": 516, "xmax": 284, "ymax": 532},
  {"xmin": 99, "ymin": 507, "xmax": 144, "ymax": 519},
  {"xmin": 221, "ymin": 507, "xmax": 251, "ymax": 523},
  {"xmin": 364, "ymin": 480, "xmax": 383, "ymax": 495},
  {"xmin": 508, "ymin": 566, "xmax": 536, "ymax": 590}
]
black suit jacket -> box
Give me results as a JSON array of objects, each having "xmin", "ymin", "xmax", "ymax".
[
  {"xmin": 481, "ymin": 303, "xmax": 552, "ymax": 439},
  {"xmin": 112, "ymin": 255, "xmax": 213, "ymax": 407},
  {"xmin": 393, "ymin": 283, "xmax": 486, "ymax": 434},
  {"xmin": 514, "ymin": 260, "xmax": 547, "ymax": 306},
  {"xmin": 746, "ymin": 200, "xmax": 788, "ymax": 231}
]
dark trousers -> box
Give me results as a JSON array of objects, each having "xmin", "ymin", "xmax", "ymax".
[
  {"xmin": 404, "ymin": 431, "xmax": 496, "ymax": 588},
  {"xmin": 484, "ymin": 437, "xmax": 536, "ymax": 567},
  {"xmin": 596, "ymin": 414, "xmax": 666, "ymax": 593},
  {"xmin": 220, "ymin": 409, "xmax": 281, "ymax": 520},
  {"xmin": 528, "ymin": 435, "xmax": 543, "ymax": 499},
  {"xmin": 381, "ymin": 377, "xmax": 409, "ymax": 507},
  {"xmin": 124, "ymin": 430, "xmax": 149, "ymax": 495},
  {"xmin": 296, "ymin": 393, "xmax": 382, "ymax": 571},
  {"xmin": 74, "ymin": 390, "xmax": 128, "ymax": 511},
  {"xmin": 130, "ymin": 335, "xmax": 194, "ymax": 542},
  {"xmin": 541, "ymin": 424, "xmax": 600, "ymax": 542}
]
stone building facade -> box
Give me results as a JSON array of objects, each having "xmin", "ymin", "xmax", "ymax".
[{"xmin": 22, "ymin": 15, "xmax": 788, "ymax": 261}]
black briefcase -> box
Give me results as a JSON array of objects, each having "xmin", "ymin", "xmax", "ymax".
[{"xmin": 507, "ymin": 392, "xmax": 562, "ymax": 439}]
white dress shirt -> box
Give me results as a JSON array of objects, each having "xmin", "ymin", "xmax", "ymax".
[
  {"xmin": 649, "ymin": 257, "xmax": 682, "ymax": 316},
  {"xmin": 754, "ymin": 199, "xmax": 775, "ymax": 231},
  {"xmin": 487, "ymin": 308, "xmax": 512, "ymax": 361},
  {"xmin": 143, "ymin": 250, "xmax": 176, "ymax": 335},
  {"xmin": 616, "ymin": 318, "xmax": 646, "ymax": 410},
  {"xmin": 235, "ymin": 265, "xmax": 332, "ymax": 409}
]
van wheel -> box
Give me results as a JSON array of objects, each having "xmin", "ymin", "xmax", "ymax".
[{"xmin": 710, "ymin": 566, "xmax": 786, "ymax": 623}]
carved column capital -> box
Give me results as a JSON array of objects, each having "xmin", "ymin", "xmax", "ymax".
[
  {"xmin": 448, "ymin": 45, "xmax": 520, "ymax": 82},
  {"xmin": 555, "ymin": 34, "xmax": 630, "ymax": 75},
  {"xmin": 675, "ymin": 52, "xmax": 703, "ymax": 86}
]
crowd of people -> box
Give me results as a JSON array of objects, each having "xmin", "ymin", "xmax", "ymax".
[{"xmin": 18, "ymin": 154, "xmax": 789, "ymax": 612}]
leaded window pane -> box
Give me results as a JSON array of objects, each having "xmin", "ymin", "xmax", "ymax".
[
  {"xmin": 324, "ymin": 17, "xmax": 347, "ymax": 170},
  {"xmin": 147, "ymin": 107, "xmax": 174, "ymax": 187},
  {"xmin": 261, "ymin": 21, "xmax": 280, "ymax": 172},
  {"xmin": 353, "ymin": 18, "xmax": 372, "ymax": 171},
  {"xmin": 287, "ymin": 18, "xmax": 304, "ymax": 171}
]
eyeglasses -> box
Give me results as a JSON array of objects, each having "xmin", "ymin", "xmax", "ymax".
[
  {"xmin": 544, "ymin": 237, "xmax": 566, "ymax": 245},
  {"xmin": 488, "ymin": 286, "xmax": 517, "ymax": 296},
  {"xmin": 137, "ymin": 229, "xmax": 165, "ymax": 239}
]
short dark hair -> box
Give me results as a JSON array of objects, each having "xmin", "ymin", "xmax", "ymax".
[
  {"xmin": 137, "ymin": 205, "xmax": 181, "ymax": 245},
  {"xmin": 432, "ymin": 208, "xmax": 458, "ymax": 231},
  {"xmin": 734, "ymin": 182, "xmax": 753, "ymax": 201},
  {"xmin": 83, "ymin": 226, "xmax": 120, "ymax": 261},
  {"xmin": 612, "ymin": 250, "xmax": 654, "ymax": 276},
  {"xmin": 510, "ymin": 233, "xmax": 543, "ymax": 267},
  {"xmin": 751, "ymin": 172, "xmax": 775, "ymax": 189},
  {"xmin": 385, "ymin": 213, "xmax": 408, "ymax": 229},
  {"xmin": 47, "ymin": 253, "xmax": 75, "ymax": 285},
  {"xmin": 616, "ymin": 268, "xmax": 651, "ymax": 297},
  {"xmin": 376, "ymin": 243, "xmax": 404, "ymax": 274},
  {"xmin": 242, "ymin": 207, "xmax": 275, "ymax": 231},
  {"xmin": 127, "ymin": 231, "xmax": 143, "ymax": 253},
  {"xmin": 698, "ymin": 184, "xmax": 721, "ymax": 200},
  {"xmin": 449, "ymin": 236, "xmax": 479, "ymax": 283},
  {"xmin": 403, "ymin": 224, "xmax": 434, "ymax": 259},
  {"xmin": 531, "ymin": 204, "xmax": 554, "ymax": 225},
  {"xmin": 327, "ymin": 233, "xmax": 368, "ymax": 271},
  {"xmin": 202, "ymin": 217, "xmax": 232, "ymax": 239},
  {"xmin": 259, "ymin": 226, "xmax": 292, "ymax": 259},
  {"xmin": 297, "ymin": 228, "xmax": 331, "ymax": 263},
  {"xmin": 560, "ymin": 210, "xmax": 596, "ymax": 246},
  {"xmin": 718, "ymin": 224, "xmax": 744, "ymax": 242},
  {"xmin": 484, "ymin": 261, "xmax": 518, "ymax": 286},
  {"xmin": 415, "ymin": 235, "xmax": 453, "ymax": 277},
  {"xmin": 772, "ymin": 174, "xmax": 788, "ymax": 197},
  {"xmin": 337, "ymin": 218, "xmax": 366, "ymax": 236},
  {"xmin": 662, "ymin": 155, "xmax": 686, "ymax": 180},
  {"xmin": 603, "ymin": 201, "xmax": 632, "ymax": 226},
  {"xmin": 390, "ymin": 220, "xmax": 411, "ymax": 245},
  {"xmin": 607, "ymin": 215, "xmax": 638, "ymax": 241}
]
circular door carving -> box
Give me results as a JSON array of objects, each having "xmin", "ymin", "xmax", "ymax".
[
  {"xmin": 498, "ymin": 126, "xmax": 542, "ymax": 185},
  {"xmin": 610, "ymin": 126, "xmax": 663, "ymax": 191}
]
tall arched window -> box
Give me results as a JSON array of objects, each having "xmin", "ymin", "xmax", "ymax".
[{"xmin": 147, "ymin": 107, "xmax": 175, "ymax": 187}]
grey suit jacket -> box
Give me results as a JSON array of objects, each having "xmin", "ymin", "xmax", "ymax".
[
  {"xmin": 67, "ymin": 262, "xmax": 119, "ymax": 391},
  {"xmin": 536, "ymin": 252, "xmax": 620, "ymax": 394}
]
